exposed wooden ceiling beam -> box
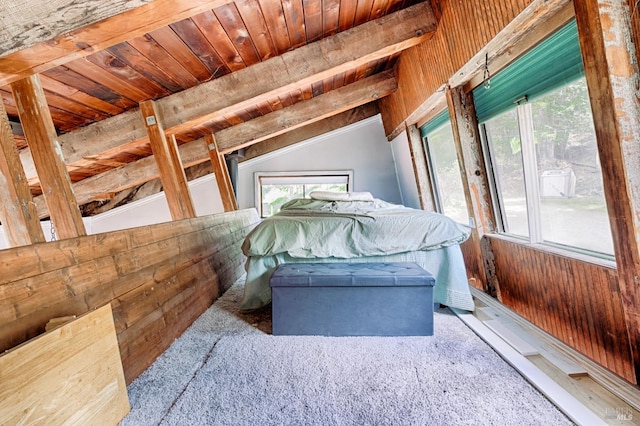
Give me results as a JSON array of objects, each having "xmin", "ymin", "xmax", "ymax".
[
  {"xmin": 240, "ymin": 103, "xmax": 380, "ymax": 162},
  {"xmin": 31, "ymin": 74, "xmax": 394, "ymax": 218},
  {"xmin": 0, "ymin": 0, "xmax": 236, "ymax": 85},
  {"xmin": 33, "ymin": 138, "xmax": 210, "ymax": 218},
  {"xmin": 19, "ymin": 1, "xmax": 436, "ymax": 180},
  {"xmin": 215, "ymin": 71, "xmax": 397, "ymax": 154}
]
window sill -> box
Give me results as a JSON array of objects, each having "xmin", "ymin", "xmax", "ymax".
[{"xmin": 484, "ymin": 233, "xmax": 617, "ymax": 270}]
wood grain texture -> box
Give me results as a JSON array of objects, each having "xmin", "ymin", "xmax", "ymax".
[
  {"xmin": 574, "ymin": 0, "xmax": 640, "ymax": 385},
  {"xmin": 487, "ymin": 236, "xmax": 635, "ymax": 384},
  {"xmin": 0, "ymin": 208, "xmax": 260, "ymax": 383},
  {"xmin": 215, "ymin": 71, "xmax": 397, "ymax": 153},
  {"xmin": 0, "ymin": 100, "xmax": 44, "ymax": 246},
  {"xmin": 0, "ymin": 304, "xmax": 130, "ymax": 425},
  {"xmin": 381, "ymin": 0, "xmax": 572, "ymax": 138},
  {"xmin": 140, "ymin": 100, "xmax": 196, "ymax": 220},
  {"xmin": 0, "ymin": 0, "xmax": 237, "ymax": 84},
  {"xmin": 406, "ymin": 123, "xmax": 436, "ymax": 212},
  {"xmin": 10, "ymin": 74, "xmax": 86, "ymax": 239},
  {"xmin": 205, "ymin": 134, "xmax": 238, "ymax": 212},
  {"xmin": 16, "ymin": 1, "xmax": 436, "ymax": 181}
]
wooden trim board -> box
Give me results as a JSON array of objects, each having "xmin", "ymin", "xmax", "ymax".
[
  {"xmin": 452, "ymin": 307, "xmax": 605, "ymax": 425},
  {"xmin": 0, "ymin": 304, "xmax": 130, "ymax": 425}
]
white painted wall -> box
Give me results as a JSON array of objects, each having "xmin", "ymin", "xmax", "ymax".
[
  {"xmin": 90, "ymin": 173, "xmax": 225, "ymax": 234},
  {"xmin": 236, "ymin": 114, "xmax": 402, "ymax": 209},
  {"xmin": 0, "ymin": 114, "xmax": 410, "ymax": 249},
  {"xmin": 390, "ymin": 130, "xmax": 421, "ymax": 209},
  {"xmin": 0, "ymin": 174, "xmax": 224, "ymax": 249}
]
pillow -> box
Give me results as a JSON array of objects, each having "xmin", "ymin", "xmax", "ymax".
[{"xmin": 309, "ymin": 190, "xmax": 374, "ymax": 202}]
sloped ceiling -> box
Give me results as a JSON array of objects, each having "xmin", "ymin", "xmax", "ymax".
[{"xmin": 0, "ymin": 0, "xmax": 438, "ymax": 216}]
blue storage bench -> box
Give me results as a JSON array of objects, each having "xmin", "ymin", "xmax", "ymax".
[{"xmin": 270, "ymin": 262, "xmax": 435, "ymax": 336}]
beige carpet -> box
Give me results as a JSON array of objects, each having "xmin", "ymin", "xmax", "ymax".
[{"xmin": 120, "ymin": 279, "xmax": 573, "ymax": 426}]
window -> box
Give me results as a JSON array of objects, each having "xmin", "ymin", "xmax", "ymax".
[
  {"xmin": 255, "ymin": 171, "xmax": 352, "ymax": 217},
  {"xmin": 475, "ymin": 20, "xmax": 613, "ymax": 257},
  {"xmin": 421, "ymin": 112, "xmax": 470, "ymax": 225}
]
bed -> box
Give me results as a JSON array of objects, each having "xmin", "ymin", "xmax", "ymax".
[{"xmin": 240, "ymin": 192, "xmax": 476, "ymax": 312}]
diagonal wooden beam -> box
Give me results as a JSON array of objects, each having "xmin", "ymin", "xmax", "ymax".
[
  {"xmin": 140, "ymin": 100, "xmax": 196, "ymax": 220},
  {"xmin": 11, "ymin": 74, "xmax": 86, "ymax": 239},
  {"xmin": 0, "ymin": 99, "xmax": 45, "ymax": 246},
  {"xmin": 240, "ymin": 103, "xmax": 380, "ymax": 162},
  {"xmin": 19, "ymin": 1, "xmax": 437, "ymax": 180},
  {"xmin": 32, "ymin": 138, "xmax": 209, "ymax": 218},
  {"xmin": 31, "ymin": 98, "xmax": 386, "ymax": 218},
  {"xmin": 0, "ymin": 0, "xmax": 236, "ymax": 85},
  {"xmin": 204, "ymin": 134, "xmax": 237, "ymax": 212},
  {"xmin": 215, "ymin": 71, "xmax": 397, "ymax": 153}
]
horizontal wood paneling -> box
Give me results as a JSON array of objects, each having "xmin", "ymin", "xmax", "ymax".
[
  {"xmin": 487, "ymin": 236, "xmax": 634, "ymax": 383},
  {"xmin": 0, "ymin": 208, "xmax": 260, "ymax": 383}
]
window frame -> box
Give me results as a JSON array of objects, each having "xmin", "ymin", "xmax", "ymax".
[{"xmin": 254, "ymin": 170, "xmax": 353, "ymax": 217}]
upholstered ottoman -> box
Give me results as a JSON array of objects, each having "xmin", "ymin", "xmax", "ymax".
[{"xmin": 270, "ymin": 262, "xmax": 435, "ymax": 336}]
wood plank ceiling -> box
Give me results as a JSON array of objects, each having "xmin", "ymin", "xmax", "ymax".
[{"xmin": 0, "ymin": 0, "xmax": 436, "ymax": 217}]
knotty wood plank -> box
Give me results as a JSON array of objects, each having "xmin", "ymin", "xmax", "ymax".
[
  {"xmin": 282, "ymin": 0, "xmax": 307, "ymax": 49},
  {"xmin": 147, "ymin": 26, "xmax": 212, "ymax": 83},
  {"xmin": 15, "ymin": 1, "xmax": 435, "ymax": 181},
  {"xmin": 205, "ymin": 134, "xmax": 238, "ymax": 212},
  {"xmin": 215, "ymin": 71, "xmax": 397, "ymax": 153},
  {"xmin": 194, "ymin": 9, "xmax": 246, "ymax": 72},
  {"xmin": 303, "ymin": 0, "xmax": 324, "ymax": 42},
  {"xmin": 0, "ymin": 100, "xmax": 45, "ymax": 247},
  {"xmin": 214, "ymin": 4, "xmax": 262, "ymax": 67},
  {"xmin": 574, "ymin": 0, "xmax": 640, "ymax": 385},
  {"xmin": 140, "ymin": 100, "xmax": 196, "ymax": 220},
  {"xmin": 0, "ymin": 209, "xmax": 259, "ymax": 288},
  {"xmin": 323, "ymin": 0, "xmax": 341, "ymax": 36},
  {"xmin": 0, "ymin": 0, "xmax": 237, "ymax": 85},
  {"xmin": 235, "ymin": 0, "xmax": 278, "ymax": 61},
  {"xmin": 10, "ymin": 75, "xmax": 86, "ymax": 239},
  {"xmin": 0, "ymin": 304, "xmax": 130, "ymax": 425},
  {"xmin": 126, "ymin": 34, "xmax": 200, "ymax": 89}
]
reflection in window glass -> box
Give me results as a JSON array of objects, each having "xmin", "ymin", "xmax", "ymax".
[
  {"xmin": 425, "ymin": 123, "xmax": 469, "ymax": 224},
  {"xmin": 531, "ymin": 78, "xmax": 613, "ymax": 254},
  {"xmin": 483, "ymin": 108, "xmax": 529, "ymax": 237},
  {"xmin": 261, "ymin": 182, "xmax": 347, "ymax": 217}
]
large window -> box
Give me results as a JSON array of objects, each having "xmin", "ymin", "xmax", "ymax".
[
  {"xmin": 255, "ymin": 171, "xmax": 352, "ymax": 217},
  {"xmin": 421, "ymin": 113, "xmax": 469, "ymax": 225},
  {"xmin": 475, "ymin": 20, "xmax": 613, "ymax": 257}
]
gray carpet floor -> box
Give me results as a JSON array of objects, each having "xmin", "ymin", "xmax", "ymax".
[{"xmin": 120, "ymin": 280, "xmax": 574, "ymax": 426}]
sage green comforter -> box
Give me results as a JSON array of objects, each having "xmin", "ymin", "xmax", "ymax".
[{"xmin": 240, "ymin": 198, "xmax": 475, "ymax": 311}]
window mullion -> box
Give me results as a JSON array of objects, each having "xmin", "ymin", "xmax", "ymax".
[{"xmin": 517, "ymin": 102, "xmax": 543, "ymax": 243}]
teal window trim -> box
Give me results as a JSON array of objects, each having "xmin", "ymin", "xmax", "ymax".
[{"xmin": 420, "ymin": 110, "xmax": 450, "ymax": 139}]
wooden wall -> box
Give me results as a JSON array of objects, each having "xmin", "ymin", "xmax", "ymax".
[
  {"xmin": 487, "ymin": 236, "xmax": 634, "ymax": 383},
  {"xmin": 379, "ymin": 0, "xmax": 533, "ymax": 135},
  {"xmin": 378, "ymin": 0, "xmax": 640, "ymax": 384},
  {"xmin": 0, "ymin": 208, "xmax": 259, "ymax": 383}
]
